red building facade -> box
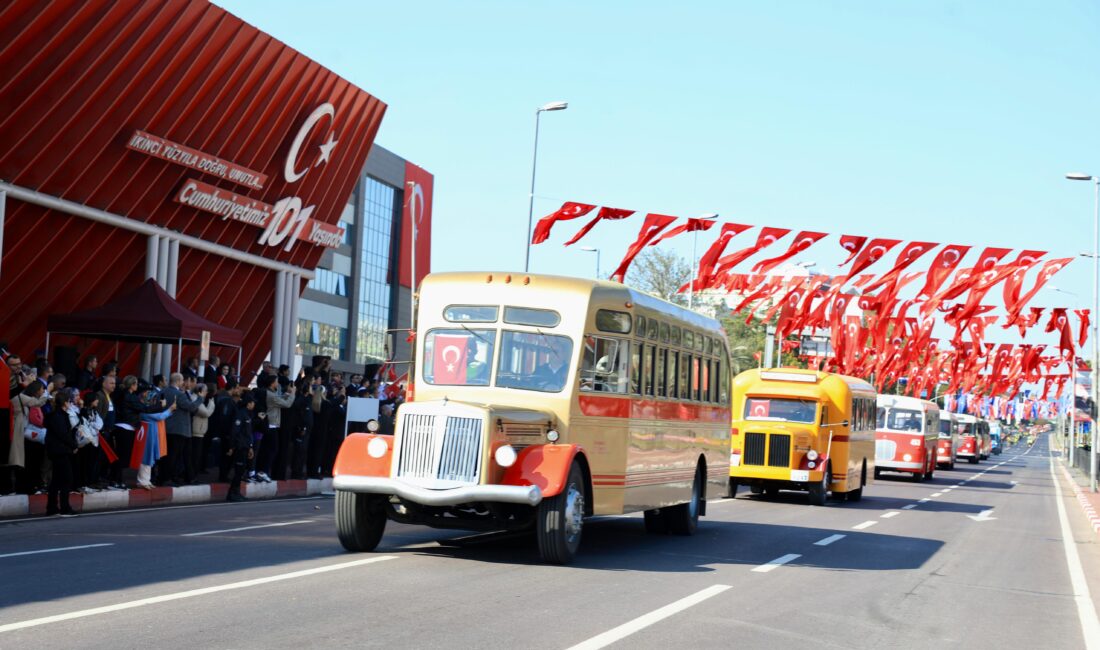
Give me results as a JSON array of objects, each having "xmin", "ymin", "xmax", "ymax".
[{"xmin": 0, "ymin": 0, "xmax": 391, "ymax": 375}]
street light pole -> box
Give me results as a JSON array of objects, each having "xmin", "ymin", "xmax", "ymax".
[
  {"xmin": 688, "ymin": 213, "xmax": 719, "ymax": 311},
  {"xmin": 1066, "ymin": 172, "xmax": 1100, "ymax": 492},
  {"xmin": 581, "ymin": 246, "xmax": 601, "ymax": 279},
  {"xmin": 524, "ymin": 101, "xmax": 568, "ymax": 273}
]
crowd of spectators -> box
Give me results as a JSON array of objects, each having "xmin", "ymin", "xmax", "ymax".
[{"xmin": 1, "ymin": 344, "xmax": 405, "ymax": 514}]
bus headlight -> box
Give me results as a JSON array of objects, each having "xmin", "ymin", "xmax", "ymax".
[
  {"xmin": 546, "ymin": 430, "xmax": 560, "ymax": 443},
  {"xmin": 367, "ymin": 436, "xmax": 389, "ymax": 459},
  {"xmin": 366, "ymin": 419, "xmax": 380, "ymax": 433},
  {"xmin": 495, "ymin": 445, "xmax": 518, "ymax": 468},
  {"xmin": 806, "ymin": 449, "xmax": 819, "ymax": 461},
  {"xmin": 902, "ymin": 453, "xmax": 913, "ymax": 462}
]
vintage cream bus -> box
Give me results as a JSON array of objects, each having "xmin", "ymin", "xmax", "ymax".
[
  {"xmin": 332, "ymin": 272, "xmax": 732, "ymax": 563},
  {"xmin": 729, "ymin": 368, "xmax": 876, "ymax": 506}
]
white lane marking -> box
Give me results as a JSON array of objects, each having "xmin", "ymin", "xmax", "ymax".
[
  {"xmin": 956, "ymin": 483, "xmax": 965, "ymax": 487},
  {"xmin": 0, "ymin": 543, "xmax": 114, "ymax": 559},
  {"xmin": 0, "ymin": 555, "xmax": 398, "ymax": 634},
  {"xmin": 182, "ymin": 520, "xmax": 315, "ymax": 537},
  {"xmin": 919, "ymin": 498, "xmax": 930, "ymax": 503},
  {"xmin": 931, "ymin": 492, "xmax": 944, "ymax": 497},
  {"xmin": 967, "ymin": 509, "xmax": 997, "ymax": 522},
  {"xmin": 1011, "ymin": 481, "xmax": 1018, "ymax": 486},
  {"xmin": 814, "ymin": 534, "xmax": 845, "ymax": 546},
  {"xmin": 852, "ymin": 521, "xmax": 877, "ymax": 530},
  {"xmin": 902, "ymin": 504, "xmax": 917, "ymax": 510},
  {"xmin": 1050, "ymin": 454, "xmax": 1100, "ymax": 649},
  {"xmin": 565, "ymin": 584, "xmax": 732, "ymax": 650},
  {"xmin": 0, "ymin": 496, "xmax": 329, "ymax": 526},
  {"xmin": 881, "ymin": 511, "xmax": 900, "ymax": 519},
  {"xmin": 751, "ymin": 554, "xmax": 801, "ymax": 573}
]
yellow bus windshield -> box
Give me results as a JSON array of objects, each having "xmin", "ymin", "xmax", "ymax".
[{"xmin": 743, "ymin": 397, "xmax": 817, "ymax": 424}]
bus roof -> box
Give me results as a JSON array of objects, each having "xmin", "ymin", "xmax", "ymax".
[
  {"xmin": 420, "ymin": 271, "xmax": 723, "ymax": 331},
  {"xmin": 876, "ymin": 394, "xmax": 940, "ymax": 412},
  {"xmin": 955, "ymin": 413, "xmax": 978, "ymax": 423},
  {"xmin": 734, "ymin": 368, "xmax": 876, "ymax": 399}
]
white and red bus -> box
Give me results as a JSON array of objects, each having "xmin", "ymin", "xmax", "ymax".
[
  {"xmin": 936, "ymin": 411, "xmax": 959, "ymax": 469},
  {"xmin": 955, "ymin": 413, "xmax": 983, "ymax": 464},
  {"xmin": 874, "ymin": 395, "xmax": 939, "ymax": 482}
]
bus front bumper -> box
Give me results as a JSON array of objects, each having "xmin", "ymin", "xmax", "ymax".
[
  {"xmin": 876, "ymin": 459, "xmax": 924, "ymax": 470},
  {"xmin": 332, "ymin": 475, "xmax": 544, "ymax": 507},
  {"xmin": 730, "ymin": 465, "xmax": 825, "ymax": 483}
]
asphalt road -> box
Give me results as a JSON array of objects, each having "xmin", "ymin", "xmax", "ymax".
[{"xmin": 1, "ymin": 435, "xmax": 1098, "ymax": 650}]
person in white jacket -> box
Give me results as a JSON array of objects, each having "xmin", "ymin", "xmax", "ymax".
[{"xmin": 190, "ymin": 384, "xmax": 216, "ymax": 477}]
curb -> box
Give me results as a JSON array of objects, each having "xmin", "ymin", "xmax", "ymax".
[
  {"xmin": 0, "ymin": 478, "xmax": 334, "ymax": 519},
  {"xmin": 1060, "ymin": 464, "xmax": 1100, "ymax": 537}
]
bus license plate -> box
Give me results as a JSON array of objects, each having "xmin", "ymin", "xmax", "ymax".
[
  {"xmin": 790, "ymin": 470, "xmax": 809, "ymax": 482},
  {"xmin": 730, "ymin": 453, "xmax": 741, "ymax": 467}
]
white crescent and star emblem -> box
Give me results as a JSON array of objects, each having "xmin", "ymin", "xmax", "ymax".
[
  {"xmin": 284, "ymin": 103, "xmax": 338, "ymax": 183},
  {"xmin": 869, "ymin": 245, "xmax": 886, "ymax": 260},
  {"xmin": 441, "ymin": 345, "xmax": 462, "ymax": 372},
  {"xmin": 943, "ymin": 249, "xmax": 961, "ymax": 265}
]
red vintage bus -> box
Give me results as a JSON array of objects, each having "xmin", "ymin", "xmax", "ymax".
[
  {"xmin": 936, "ymin": 411, "xmax": 959, "ymax": 469},
  {"xmin": 874, "ymin": 395, "xmax": 939, "ymax": 482}
]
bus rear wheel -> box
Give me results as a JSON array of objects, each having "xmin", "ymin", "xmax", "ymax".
[
  {"xmin": 536, "ymin": 461, "xmax": 585, "ymax": 564},
  {"xmin": 666, "ymin": 465, "xmax": 704, "ymax": 536},
  {"xmin": 846, "ymin": 462, "xmax": 866, "ymax": 502},
  {"xmin": 643, "ymin": 509, "xmax": 669, "ymax": 534},
  {"xmin": 335, "ymin": 490, "xmax": 387, "ymax": 552}
]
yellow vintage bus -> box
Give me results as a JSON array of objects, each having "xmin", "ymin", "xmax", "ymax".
[
  {"xmin": 729, "ymin": 368, "xmax": 876, "ymax": 506},
  {"xmin": 333, "ymin": 272, "xmax": 732, "ymax": 563}
]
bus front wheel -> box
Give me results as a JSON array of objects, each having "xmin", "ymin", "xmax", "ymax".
[
  {"xmin": 536, "ymin": 461, "xmax": 585, "ymax": 564},
  {"xmin": 726, "ymin": 478, "xmax": 739, "ymax": 499},
  {"xmin": 809, "ymin": 468, "xmax": 830, "ymax": 507},
  {"xmin": 336, "ymin": 490, "xmax": 387, "ymax": 552}
]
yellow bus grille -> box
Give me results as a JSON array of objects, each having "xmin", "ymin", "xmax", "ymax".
[
  {"xmin": 744, "ymin": 432, "xmax": 766, "ymax": 465},
  {"xmin": 396, "ymin": 413, "xmax": 483, "ymax": 484},
  {"xmin": 768, "ymin": 434, "xmax": 791, "ymax": 468}
]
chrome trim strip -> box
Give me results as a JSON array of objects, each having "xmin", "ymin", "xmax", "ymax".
[{"xmin": 333, "ymin": 475, "xmax": 543, "ymax": 506}]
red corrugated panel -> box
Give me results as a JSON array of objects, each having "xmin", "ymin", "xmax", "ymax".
[{"xmin": 0, "ymin": 0, "xmax": 386, "ymax": 375}]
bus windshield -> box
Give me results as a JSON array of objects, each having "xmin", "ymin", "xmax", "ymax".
[
  {"xmin": 939, "ymin": 419, "xmax": 953, "ymax": 437},
  {"xmin": 744, "ymin": 397, "xmax": 817, "ymax": 423},
  {"xmin": 422, "ymin": 328, "xmax": 574, "ymax": 393},
  {"xmin": 879, "ymin": 408, "xmax": 923, "ymax": 433}
]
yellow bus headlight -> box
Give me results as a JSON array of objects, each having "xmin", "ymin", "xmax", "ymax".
[{"xmin": 806, "ymin": 449, "xmax": 819, "ymax": 461}]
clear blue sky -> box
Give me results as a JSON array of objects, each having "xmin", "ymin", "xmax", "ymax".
[{"xmin": 219, "ymin": 0, "xmax": 1100, "ymax": 347}]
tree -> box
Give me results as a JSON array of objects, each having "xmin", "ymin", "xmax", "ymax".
[{"xmin": 625, "ymin": 249, "xmax": 690, "ymax": 307}]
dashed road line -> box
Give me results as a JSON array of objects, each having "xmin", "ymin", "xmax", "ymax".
[
  {"xmin": 813, "ymin": 534, "xmax": 845, "ymax": 546},
  {"xmin": 182, "ymin": 520, "xmax": 316, "ymax": 537},
  {"xmin": 752, "ymin": 554, "xmax": 802, "ymax": 573},
  {"xmin": 931, "ymin": 492, "xmax": 944, "ymax": 497},
  {"xmin": 881, "ymin": 511, "xmax": 900, "ymax": 519},
  {"xmin": 0, "ymin": 543, "xmax": 114, "ymax": 560},
  {"xmin": 565, "ymin": 584, "xmax": 732, "ymax": 650},
  {"xmin": 902, "ymin": 504, "xmax": 917, "ymax": 510},
  {"xmin": 852, "ymin": 520, "xmax": 877, "ymax": 530}
]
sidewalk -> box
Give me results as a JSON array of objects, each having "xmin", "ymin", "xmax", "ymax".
[
  {"xmin": 0, "ymin": 478, "xmax": 334, "ymax": 519},
  {"xmin": 1057, "ymin": 437, "xmax": 1100, "ymax": 537}
]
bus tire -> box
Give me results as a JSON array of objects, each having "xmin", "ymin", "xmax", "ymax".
[
  {"xmin": 809, "ymin": 468, "xmax": 830, "ymax": 507},
  {"xmin": 335, "ymin": 490, "xmax": 387, "ymax": 552},
  {"xmin": 666, "ymin": 465, "xmax": 704, "ymax": 536},
  {"xmin": 911, "ymin": 470, "xmax": 924, "ymax": 483},
  {"xmin": 536, "ymin": 461, "xmax": 585, "ymax": 564},
  {"xmin": 873, "ymin": 468, "xmax": 882, "ymax": 480},
  {"xmin": 847, "ymin": 462, "xmax": 866, "ymax": 502},
  {"xmin": 968, "ymin": 456, "xmax": 978, "ymax": 464},
  {"xmin": 923, "ymin": 464, "xmax": 934, "ymax": 481},
  {"xmin": 644, "ymin": 509, "xmax": 669, "ymax": 534},
  {"xmin": 726, "ymin": 478, "xmax": 739, "ymax": 499},
  {"xmin": 750, "ymin": 484, "xmax": 764, "ymax": 495}
]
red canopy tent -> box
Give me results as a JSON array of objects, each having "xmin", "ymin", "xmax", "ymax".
[{"xmin": 45, "ymin": 279, "xmax": 243, "ymax": 371}]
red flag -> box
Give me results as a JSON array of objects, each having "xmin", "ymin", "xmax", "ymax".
[
  {"xmin": 838, "ymin": 235, "xmax": 869, "ymax": 266},
  {"xmin": 563, "ymin": 206, "xmax": 635, "ymax": 246},
  {"xmin": 686, "ymin": 223, "xmax": 752, "ymax": 291},
  {"xmin": 715, "ymin": 227, "xmax": 790, "ymax": 273},
  {"xmin": 130, "ymin": 422, "xmax": 148, "ymax": 469},
  {"xmin": 384, "ymin": 372, "xmax": 408, "ymax": 400},
  {"xmin": 751, "ymin": 231, "xmax": 828, "ymax": 274},
  {"xmin": 609, "ymin": 213, "xmax": 678, "ymax": 283},
  {"xmin": 648, "ymin": 216, "xmax": 717, "ymax": 246},
  {"xmin": 1010, "ymin": 257, "xmax": 1074, "ymax": 317},
  {"xmin": 431, "ymin": 334, "xmax": 470, "ymax": 384},
  {"xmin": 915, "ymin": 244, "xmax": 971, "ymax": 302},
  {"xmin": 862, "ymin": 241, "xmax": 938, "ymax": 293},
  {"xmin": 844, "ymin": 238, "xmax": 901, "ymax": 276},
  {"xmin": 1075, "ymin": 309, "xmax": 1091, "ymax": 348},
  {"xmin": 99, "ymin": 434, "xmax": 119, "ymax": 464},
  {"xmin": 1045, "ymin": 308, "xmax": 1075, "ymax": 360},
  {"xmin": 531, "ymin": 202, "xmax": 596, "ymax": 244}
]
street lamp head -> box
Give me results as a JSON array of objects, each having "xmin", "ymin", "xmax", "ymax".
[
  {"xmin": 580, "ymin": 246, "xmax": 598, "ymax": 252},
  {"xmin": 539, "ymin": 101, "xmax": 568, "ymax": 112},
  {"xmin": 696, "ymin": 213, "xmax": 719, "ymax": 220},
  {"xmin": 1066, "ymin": 172, "xmax": 1095, "ymax": 181}
]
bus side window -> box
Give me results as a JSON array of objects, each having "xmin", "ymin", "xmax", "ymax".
[
  {"xmin": 656, "ymin": 348, "xmax": 667, "ymax": 398},
  {"xmin": 821, "ymin": 405, "xmax": 828, "ymax": 425},
  {"xmin": 630, "ymin": 342, "xmax": 641, "ymax": 395},
  {"xmin": 719, "ymin": 355, "xmax": 729, "ymax": 405},
  {"xmin": 692, "ymin": 356, "xmax": 701, "ymax": 402},
  {"xmin": 666, "ymin": 350, "xmax": 678, "ymax": 399},
  {"xmin": 644, "ymin": 345, "xmax": 655, "ymax": 397},
  {"xmin": 581, "ymin": 336, "xmax": 629, "ymax": 394},
  {"xmin": 678, "ymin": 352, "xmax": 690, "ymax": 400}
]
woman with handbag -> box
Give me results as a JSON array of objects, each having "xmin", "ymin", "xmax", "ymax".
[
  {"xmin": 75, "ymin": 392, "xmax": 104, "ymax": 494},
  {"xmin": 45, "ymin": 391, "xmax": 78, "ymax": 516},
  {"xmin": 9, "ymin": 381, "xmax": 49, "ymax": 495}
]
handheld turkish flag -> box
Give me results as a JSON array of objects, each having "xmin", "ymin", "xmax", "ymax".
[
  {"xmin": 99, "ymin": 434, "xmax": 119, "ymax": 464},
  {"xmin": 384, "ymin": 372, "xmax": 408, "ymax": 400},
  {"xmin": 838, "ymin": 235, "xmax": 869, "ymax": 266},
  {"xmin": 431, "ymin": 334, "xmax": 469, "ymax": 384},
  {"xmin": 649, "ymin": 216, "xmax": 717, "ymax": 247},
  {"xmin": 130, "ymin": 422, "xmax": 148, "ymax": 470},
  {"xmin": 531, "ymin": 202, "xmax": 596, "ymax": 244},
  {"xmin": 751, "ymin": 231, "xmax": 828, "ymax": 274},
  {"xmin": 609, "ymin": 213, "xmax": 678, "ymax": 283},
  {"xmin": 563, "ymin": 206, "xmax": 635, "ymax": 246},
  {"xmin": 844, "ymin": 238, "xmax": 902, "ymax": 276}
]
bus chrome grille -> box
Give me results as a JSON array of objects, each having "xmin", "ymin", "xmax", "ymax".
[
  {"xmin": 875, "ymin": 439, "xmax": 897, "ymax": 461},
  {"xmin": 743, "ymin": 432, "xmax": 767, "ymax": 466},
  {"xmin": 396, "ymin": 413, "xmax": 484, "ymax": 484},
  {"xmin": 767, "ymin": 434, "xmax": 791, "ymax": 468}
]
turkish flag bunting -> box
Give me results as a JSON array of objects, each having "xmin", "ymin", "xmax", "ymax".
[
  {"xmin": 687, "ymin": 223, "xmax": 752, "ymax": 291},
  {"xmin": 862, "ymin": 241, "xmax": 938, "ymax": 293},
  {"xmin": 844, "ymin": 238, "xmax": 902, "ymax": 276},
  {"xmin": 648, "ymin": 216, "xmax": 717, "ymax": 246},
  {"xmin": 838, "ymin": 235, "xmax": 869, "ymax": 266},
  {"xmin": 715, "ymin": 227, "xmax": 790, "ymax": 274},
  {"xmin": 1010, "ymin": 257, "xmax": 1074, "ymax": 318},
  {"xmin": 563, "ymin": 206, "xmax": 635, "ymax": 246},
  {"xmin": 431, "ymin": 334, "xmax": 470, "ymax": 384},
  {"xmin": 531, "ymin": 201, "xmax": 596, "ymax": 244},
  {"xmin": 915, "ymin": 244, "xmax": 971, "ymax": 302},
  {"xmin": 609, "ymin": 213, "xmax": 678, "ymax": 283},
  {"xmin": 1044, "ymin": 308, "xmax": 1076, "ymax": 359},
  {"xmin": 1075, "ymin": 309, "xmax": 1091, "ymax": 348},
  {"xmin": 751, "ymin": 231, "xmax": 828, "ymax": 274}
]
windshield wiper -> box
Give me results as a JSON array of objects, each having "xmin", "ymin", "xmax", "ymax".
[{"xmin": 459, "ymin": 323, "xmax": 492, "ymax": 345}]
